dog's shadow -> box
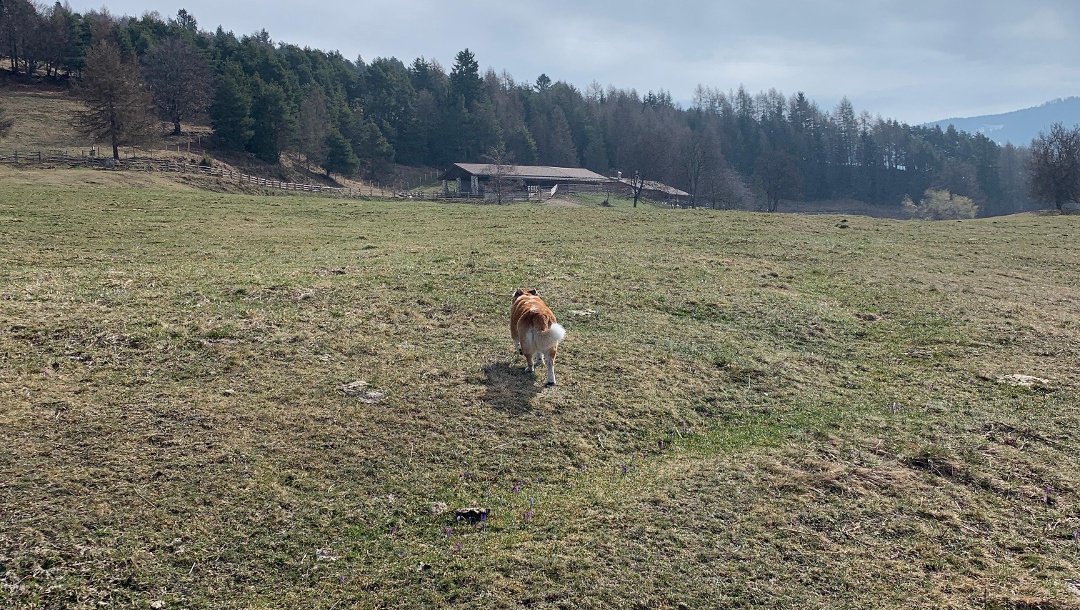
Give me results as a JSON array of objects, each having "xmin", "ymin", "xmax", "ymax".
[{"xmin": 480, "ymin": 361, "xmax": 544, "ymax": 414}]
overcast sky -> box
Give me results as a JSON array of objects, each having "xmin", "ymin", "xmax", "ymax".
[{"xmin": 65, "ymin": 0, "xmax": 1080, "ymax": 125}]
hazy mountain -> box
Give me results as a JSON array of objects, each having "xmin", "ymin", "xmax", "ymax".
[{"xmin": 925, "ymin": 97, "xmax": 1080, "ymax": 146}]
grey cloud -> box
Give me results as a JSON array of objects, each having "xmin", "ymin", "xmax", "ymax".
[{"xmin": 66, "ymin": 0, "xmax": 1080, "ymax": 124}]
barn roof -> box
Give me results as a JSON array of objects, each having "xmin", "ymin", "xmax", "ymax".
[
  {"xmin": 441, "ymin": 163, "xmax": 690, "ymax": 199},
  {"xmin": 444, "ymin": 163, "xmax": 609, "ymax": 182},
  {"xmin": 614, "ymin": 177, "xmax": 691, "ymax": 198}
]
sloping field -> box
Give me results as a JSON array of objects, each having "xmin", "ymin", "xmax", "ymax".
[
  {"xmin": 0, "ymin": 87, "xmax": 89, "ymax": 153},
  {"xmin": 1, "ymin": 168, "xmax": 1078, "ymax": 608}
]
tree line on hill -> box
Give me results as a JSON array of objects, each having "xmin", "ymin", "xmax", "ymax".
[{"xmin": 1, "ymin": 2, "xmax": 1074, "ymax": 215}]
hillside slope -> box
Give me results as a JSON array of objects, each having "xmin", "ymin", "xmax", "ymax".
[
  {"xmin": 927, "ymin": 96, "xmax": 1080, "ymax": 145},
  {"xmin": 0, "ymin": 86, "xmax": 395, "ymax": 195}
]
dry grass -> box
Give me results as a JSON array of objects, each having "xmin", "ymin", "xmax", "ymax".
[
  {"xmin": 1, "ymin": 168, "xmax": 1078, "ymax": 608},
  {"xmin": 0, "ymin": 87, "xmax": 88, "ymax": 152},
  {"xmin": 0, "ymin": 85, "xmax": 205, "ymax": 162}
]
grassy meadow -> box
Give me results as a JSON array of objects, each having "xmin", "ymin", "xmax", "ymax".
[{"xmin": 1, "ymin": 166, "xmax": 1079, "ymax": 609}]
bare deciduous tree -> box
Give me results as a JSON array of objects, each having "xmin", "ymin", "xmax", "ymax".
[
  {"xmin": 677, "ymin": 122, "xmax": 724, "ymax": 209},
  {"xmin": 482, "ymin": 142, "xmax": 517, "ymax": 204},
  {"xmin": 997, "ymin": 143, "xmax": 1034, "ymax": 215},
  {"xmin": 140, "ymin": 37, "xmax": 214, "ymax": 135},
  {"xmin": 40, "ymin": 2, "xmax": 76, "ymax": 77},
  {"xmin": 1028, "ymin": 122, "xmax": 1080, "ymax": 211},
  {"xmin": 0, "ymin": 0, "xmax": 42, "ymax": 75},
  {"xmin": 754, "ymin": 150, "xmax": 802, "ymax": 212},
  {"xmin": 703, "ymin": 164, "xmax": 756, "ymax": 210},
  {"xmin": 298, "ymin": 87, "xmax": 330, "ymax": 169},
  {"xmin": 629, "ymin": 170, "xmax": 646, "ymax": 207}
]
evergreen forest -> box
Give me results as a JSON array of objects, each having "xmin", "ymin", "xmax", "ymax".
[{"xmin": 0, "ymin": 2, "xmax": 1043, "ymax": 215}]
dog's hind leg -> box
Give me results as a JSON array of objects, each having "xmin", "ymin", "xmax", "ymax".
[
  {"xmin": 521, "ymin": 330, "xmax": 537, "ymax": 372},
  {"xmin": 542, "ymin": 347, "xmax": 557, "ymax": 386}
]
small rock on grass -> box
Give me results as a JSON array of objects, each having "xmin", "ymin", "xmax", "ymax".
[
  {"xmin": 315, "ymin": 548, "xmax": 340, "ymax": 562},
  {"xmin": 339, "ymin": 380, "xmax": 368, "ymax": 395},
  {"xmin": 340, "ymin": 380, "xmax": 386, "ymax": 403},
  {"xmin": 358, "ymin": 390, "xmax": 386, "ymax": 403},
  {"xmin": 996, "ymin": 374, "xmax": 1053, "ymax": 390}
]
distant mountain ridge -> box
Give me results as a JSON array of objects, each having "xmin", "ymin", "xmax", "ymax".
[{"xmin": 925, "ymin": 96, "xmax": 1080, "ymax": 146}]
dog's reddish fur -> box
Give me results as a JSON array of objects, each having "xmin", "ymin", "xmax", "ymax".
[{"xmin": 510, "ymin": 288, "xmax": 565, "ymax": 385}]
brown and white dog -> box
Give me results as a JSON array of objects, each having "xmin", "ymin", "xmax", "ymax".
[{"xmin": 510, "ymin": 288, "xmax": 566, "ymax": 386}]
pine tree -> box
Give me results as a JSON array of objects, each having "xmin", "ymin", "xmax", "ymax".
[
  {"xmin": 449, "ymin": 48, "xmax": 483, "ymax": 108},
  {"xmin": 209, "ymin": 63, "xmax": 254, "ymax": 151},
  {"xmin": 581, "ymin": 124, "xmax": 608, "ymax": 172},
  {"xmin": 354, "ymin": 118, "xmax": 394, "ymax": 181},
  {"xmin": 547, "ymin": 105, "xmax": 578, "ymax": 167},
  {"xmin": 248, "ymin": 77, "xmax": 296, "ymax": 163},
  {"xmin": 323, "ymin": 129, "xmax": 359, "ymax": 178},
  {"xmin": 505, "ymin": 125, "xmax": 538, "ymax": 166}
]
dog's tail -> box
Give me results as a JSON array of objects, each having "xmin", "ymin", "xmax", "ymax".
[{"xmin": 530, "ymin": 322, "xmax": 565, "ymax": 352}]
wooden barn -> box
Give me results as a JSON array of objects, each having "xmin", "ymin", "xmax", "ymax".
[
  {"xmin": 439, "ymin": 162, "xmax": 689, "ymax": 205},
  {"xmin": 440, "ymin": 163, "xmax": 608, "ymax": 197}
]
